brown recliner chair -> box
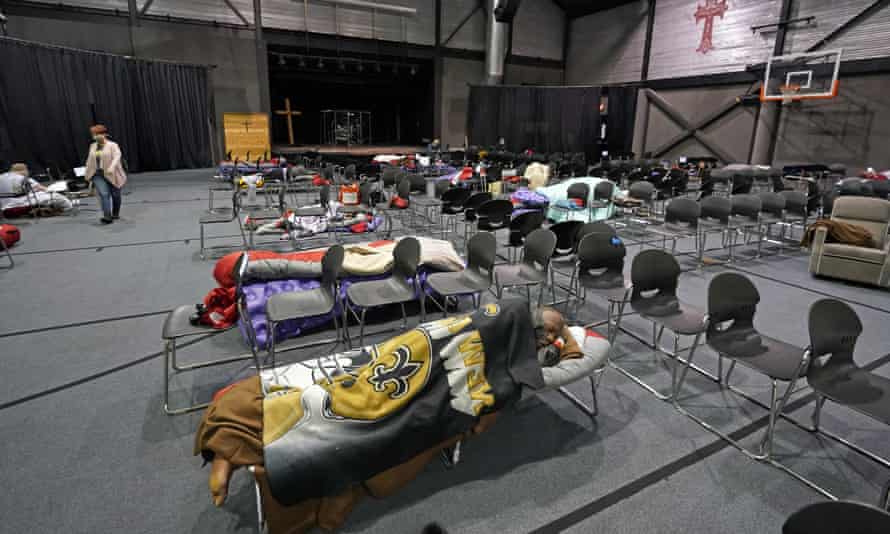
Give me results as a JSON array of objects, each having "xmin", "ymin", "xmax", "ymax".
[{"xmin": 809, "ymin": 196, "xmax": 890, "ymax": 287}]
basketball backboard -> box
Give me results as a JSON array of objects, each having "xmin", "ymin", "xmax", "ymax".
[{"xmin": 761, "ymin": 49, "xmax": 842, "ymax": 104}]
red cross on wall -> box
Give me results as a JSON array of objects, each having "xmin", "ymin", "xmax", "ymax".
[{"xmin": 695, "ymin": 0, "xmax": 729, "ymax": 54}]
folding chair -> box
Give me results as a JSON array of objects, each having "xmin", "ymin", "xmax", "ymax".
[
  {"xmin": 504, "ymin": 210, "xmax": 544, "ymax": 263},
  {"xmin": 425, "ymin": 232, "xmax": 496, "ymax": 316},
  {"xmin": 345, "ymin": 237, "xmax": 425, "ymax": 347},
  {"xmin": 589, "ymin": 180, "xmax": 616, "ymax": 217},
  {"xmin": 783, "ymin": 501, "xmax": 890, "ymax": 534},
  {"xmin": 610, "ymin": 249, "xmax": 706, "ymax": 401},
  {"xmin": 697, "ymin": 195, "xmax": 732, "ymax": 266},
  {"xmin": 573, "ymin": 229, "xmax": 629, "ymax": 344},
  {"xmin": 552, "ymin": 182, "xmax": 591, "ymax": 222},
  {"xmin": 265, "ymin": 245, "xmax": 346, "ymax": 369},
  {"xmin": 461, "ymin": 192, "xmax": 493, "ymax": 242},
  {"xmin": 801, "ymin": 298, "xmax": 890, "ymax": 499},
  {"xmin": 494, "ymin": 228, "xmax": 557, "ymax": 306},
  {"xmin": 727, "ymin": 194, "xmax": 763, "ymax": 260},
  {"xmin": 780, "ymin": 190, "xmax": 808, "ymax": 245},
  {"xmin": 439, "ymin": 187, "xmax": 472, "ymax": 239},
  {"xmin": 673, "ymin": 272, "xmax": 810, "ymax": 472},
  {"xmin": 644, "ymin": 197, "xmax": 700, "ymax": 255},
  {"xmin": 199, "ymin": 187, "xmax": 248, "ymax": 260},
  {"xmin": 548, "ymin": 220, "xmax": 586, "ymax": 300},
  {"xmin": 757, "ymin": 192, "xmax": 787, "ymax": 255},
  {"xmin": 475, "ymin": 199, "xmax": 514, "ymax": 248}
]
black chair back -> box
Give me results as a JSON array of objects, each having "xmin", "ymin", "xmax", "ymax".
[
  {"xmin": 707, "ymin": 272, "xmax": 759, "ymax": 333},
  {"xmin": 808, "ymin": 298, "xmax": 862, "ymax": 365},
  {"xmin": 466, "ymin": 231, "xmax": 497, "ymax": 281},
  {"xmin": 839, "ymin": 177, "xmax": 867, "ymax": 196},
  {"xmin": 397, "ymin": 178, "xmax": 411, "ymax": 199},
  {"xmin": 664, "ymin": 197, "xmax": 700, "ymax": 227},
  {"xmin": 320, "ymin": 244, "xmax": 345, "ymax": 288},
  {"xmin": 359, "ymin": 181, "xmax": 375, "ymax": 207},
  {"xmin": 630, "ymin": 249, "xmax": 680, "ymax": 299},
  {"xmin": 345, "ymin": 164, "xmax": 357, "ymax": 181},
  {"xmin": 550, "ymin": 220, "xmax": 584, "ymax": 256},
  {"xmin": 759, "ymin": 192, "xmax": 786, "ymax": 217},
  {"xmin": 871, "ymin": 179, "xmax": 890, "ymax": 199},
  {"xmin": 322, "ymin": 166, "xmax": 334, "ymax": 181},
  {"xmin": 508, "ymin": 210, "xmax": 545, "ymax": 246},
  {"xmin": 464, "ymin": 192, "xmax": 493, "ymax": 222},
  {"xmin": 700, "ymin": 195, "xmax": 731, "ymax": 223},
  {"xmin": 577, "ymin": 232, "xmax": 625, "ymax": 271},
  {"xmin": 441, "ymin": 187, "xmax": 472, "ymax": 213},
  {"xmin": 731, "ymin": 194, "xmax": 762, "ymax": 220},
  {"xmin": 567, "ymin": 182, "xmax": 590, "ymax": 204},
  {"xmin": 522, "ymin": 228, "xmax": 557, "ymax": 270},
  {"xmin": 783, "ymin": 501, "xmax": 890, "ymax": 534},
  {"xmin": 392, "ymin": 237, "xmax": 421, "ymax": 279},
  {"xmin": 781, "ymin": 191, "xmax": 808, "ymax": 217},
  {"xmin": 409, "ymin": 173, "xmax": 426, "ymax": 193},
  {"xmin": 629, "ymin": 180, "xmax": 655, "ymax": 202},
  {"xmin": 381, "ymin": 166, "xmax": 399, "ymax": 187},
  {"xmin": 476, "ymin": 199, "xmax": 514, "ymax": 230},
  {"xmin": 594, "ymin": 180, "xmax": 615, "ymax": 201},
  {"xmin": 576, "ymin": 221, "xmax": 616, "ymax": 245},
  {"xmin": 319, "ymin": 184, "xmax": 330, "ymax": 209}
]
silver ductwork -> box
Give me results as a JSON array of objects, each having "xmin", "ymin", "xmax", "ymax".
[{"xmin": 484, "ymin": 0, "xmax": 508, "ymax": 85}]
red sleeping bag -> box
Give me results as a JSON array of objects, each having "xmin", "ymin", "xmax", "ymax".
[{"xmin": 1, "ymin": 224, "xmax": 20, "ymax": 248}]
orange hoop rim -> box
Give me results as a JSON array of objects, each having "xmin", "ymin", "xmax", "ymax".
[{"xmin": 759, "ymin": 80, "xmax": 840, "ymax": 102}]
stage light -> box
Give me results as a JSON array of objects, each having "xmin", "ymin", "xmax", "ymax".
[
  {"xmin": 317, "ymin": 58, "xmax": 324, "ymax": 69},
  {"xmin": 375, "ymin": 62, "xmax": 382, "ymax": 73},
  {"xmin": 278, "ymin": 55, "xmax": 286, "ymax": 66},
  {"xmin": 298, "ymin": 56, "xmax": 306, "ymax": 68},
  {"xmin": 356, "ymin": 62, "xmax": 364, "ymax": 72},
  {"xmin": 338, "ymin": 60, "xmax": 346, "ymax": 71},
  {"xmin": 410, "ymin": 65, "xmax": 416, "ymax": 76}
]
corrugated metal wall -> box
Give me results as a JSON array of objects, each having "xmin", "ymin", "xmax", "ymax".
[
  {"xmin": 26, "ymin": 0, "xmax": 436, "ymax": 46},
  {"xmin": 441, "ymin": 0, "xmax": 486, "ymax": 51},
  {"xmin": 565, "ymin": 2, "xmax": 648, "ymax": 85},
  {"xmin": 784, "ymin": 0, "xmax": 890, "ymax": 61},
  {"xmin": 511, "ymin": 0, "xmax": 565, "ymax": 60},
  {"xmin": 648, "ymin": 0, "xmax": 779, "ymax": 80}
]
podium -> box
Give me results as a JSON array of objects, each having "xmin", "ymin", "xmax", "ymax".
[{"xmin": 321, "ymin": 110, "xmax": 372, "ymax": 146}]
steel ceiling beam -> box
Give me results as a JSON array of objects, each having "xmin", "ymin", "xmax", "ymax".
[{"xmin": 223, "ymin": 0, "xmax": 251, "ymax": 27}]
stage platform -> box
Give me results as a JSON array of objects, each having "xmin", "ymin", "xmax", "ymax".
[{"xmin": 274, "ymin": 144, "xmax": 425, "ymax": 157}]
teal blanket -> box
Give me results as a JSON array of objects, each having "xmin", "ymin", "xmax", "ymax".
[{"xmin": 537, "ymin": 177, "xmax": 616, "ymax": 223}]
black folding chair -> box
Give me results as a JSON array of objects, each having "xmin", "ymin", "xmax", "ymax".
[
  {"xmin": 345, "ymin": 237, "xmax": 425, "ymax": 347},
  {"xmin": 494, "ymin": 227, "xmax": 557, "ymax": 306},
  {"xmin": 552, "ymin": 182, "xmax": 591, "ymax": 222},
  {"xmin": 439, "ymin": 187, "xmax": 472, "ymax": 239},
  {"xmin": 727, "ymin": 194, "xmax": 763, "ymax": 260},
  {"xmin": 425, "ymin": 232, "xmax": 496, "ymax": 316},
  {"xmin": 783, "ymin": 501, "xmax": 890, "ymax": 534},
  {"xmin": 758, "ymin": 192, "xmax": 787, "ymax": 255},
  {"xmin": 461, "ymin": 192, "xmax": 493, "ymax": 242},
  {"xmin": 505, "ymin": 210, "xmax": 545, "ymax": 263},
  {"xmin": 475, "ymin": 199, "xmax": 514, "ymax": 245},
  {"xmin": 265, "ymin": 245, "xmax": 346, "ymax": 369},
  {"xmin": 674, "ymin": 273, "xmax": 809, "ymax": 466},
  {"xmin": 802, "ymin": 299, "xmax": 890, "ymax": 499},
  {"xmin": 697, "ymin": 195, "xmax": 732, "ymax": 266},
  {"xmin": 610, "ymin": 249, "xmax": 706, "ymax": 401},
  {"xmin": 645, "ymin": 197, "xmax": 700, "ymax": 255}
]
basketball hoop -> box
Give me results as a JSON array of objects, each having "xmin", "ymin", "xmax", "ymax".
[{"xmin": 779, "ymin": 83, "xmax": 801, "ymax": 106}]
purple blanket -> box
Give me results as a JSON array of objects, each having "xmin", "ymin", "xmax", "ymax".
[{"xmin": 239, "ymin": 270, "xmax": 437, "ymax": 348}]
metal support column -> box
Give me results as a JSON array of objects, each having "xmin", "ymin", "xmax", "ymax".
[
  {"xmin": 253, "ymin": 0, "xmax": 270, "ymax": 113},
  {"xmin": 127, "ymin": 0, "xmax": 138, "ymax": 57}
]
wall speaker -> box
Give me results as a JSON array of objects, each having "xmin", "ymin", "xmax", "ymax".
[{"xmin": 494, "ymin": 0, "xmax": 521, "ymax": 23}]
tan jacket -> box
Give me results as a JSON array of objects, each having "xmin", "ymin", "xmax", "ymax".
[{"xmin": 85, "ymin": 140, "xmax": 127, "ymax": 188}]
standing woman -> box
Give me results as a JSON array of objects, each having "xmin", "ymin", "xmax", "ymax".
[{"xmin": 85, "ymin": 124, "xmax": 127, "ymax": 224}]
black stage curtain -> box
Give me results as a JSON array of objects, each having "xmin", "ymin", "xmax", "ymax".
[
  {"xmin": 0, "ymin": 37, "xmax": 212, "ymax": 174},
  {"xmin": 605, "ymin": 86, "xmax": 638, "ymax": 157},
  {"xmin": 467, "ymin": 85, "xmax": 602, "ymax": 157}
]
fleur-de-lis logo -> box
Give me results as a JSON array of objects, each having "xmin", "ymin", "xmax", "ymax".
[{"xmin": 368, "ymin": 345, "xmax": 422, "ymax": 399}]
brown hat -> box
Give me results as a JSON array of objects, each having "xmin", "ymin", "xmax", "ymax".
[
  {"xmin": 10, "ymin": 163, "xmax": 29, "ymax": 176},
  {"xmin": 90, "ymin": 124, "xmax": 108, "ymax": 135}
]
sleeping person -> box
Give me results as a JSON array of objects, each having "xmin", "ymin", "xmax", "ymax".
[
  {"xmin": 0, "ymin": 163, "xmax": 73, "ymax": 216},
  {"xmin": 194, "ymin": 301, "xmax": 608, "ymax": 533}
]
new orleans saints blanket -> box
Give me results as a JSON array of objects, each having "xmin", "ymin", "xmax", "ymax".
[{"xmin": 263, "ymin": 298, "xmax": 543, "ymax": 505}]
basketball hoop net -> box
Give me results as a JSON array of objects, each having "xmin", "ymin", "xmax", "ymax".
[{"xmin": 779, "ymin": 83, "xmax": 801, "ymax": 106}]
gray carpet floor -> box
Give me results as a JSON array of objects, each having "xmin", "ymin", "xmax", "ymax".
[{"xmin": 1, "ymin": 169, "xmax": 889, "ymax": 534}]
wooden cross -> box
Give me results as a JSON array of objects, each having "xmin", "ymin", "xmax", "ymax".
[{"xmin": 274, "ymin": 97, "xmax": 302, "ymax": 145}]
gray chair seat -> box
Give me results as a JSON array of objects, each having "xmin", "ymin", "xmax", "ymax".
[
  {"xmin": 200, "ymin": 211, "xmax": 236, "ymax": 224},
  {"xmin": 347, "ymin": 278, "xmax": 416, "ymax": 308},
  {"xmin": 578, "ymin": 269, "xmax": 627, "ymax": 296},
  {"xmin": 495, "ymin": 263, "xmax": 548, "ymax": 287},
  {"xmin": 697, "ymin": 218, "xmax": 728, "ymax": 230},
  {"xmin": 631, "ymin": 295, "xmax": 705, "ymax": 335},
  {"xmin": 266, "ymin": 288, "xmax": 336, "ymax": 322},
  {"xmin": 759, "ymin": 213, "xmax": 783, "ymax": 225},
  {"xmin": 707, "ymin": 328, "xmax": 806, "ymax": 381},
  {"xmin": 821, "ymin": 243, "xmax": 886, "ymax": 264},
  {"xmin": 426, "ymin": 270, "xmax": 489, "ymax": 296},
  {"xmin": 808, "ymin": 364, "xmax": 890, "ymax": 425},
  {"xmin": 163, "ymin": 305, "xmax": 217, "ymax": 340},
  {"xmin": 649, "ymin": 221, "xmax": 697, "ymax": 238}
]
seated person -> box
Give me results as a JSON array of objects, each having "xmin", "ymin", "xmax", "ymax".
[
  {"xmin": 194, "ymin": 302, "xmax": 607, "ymax": 533},
  {"xmin": 0, "ymin": 163, "xmax": 73, "ymax": 216}
]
